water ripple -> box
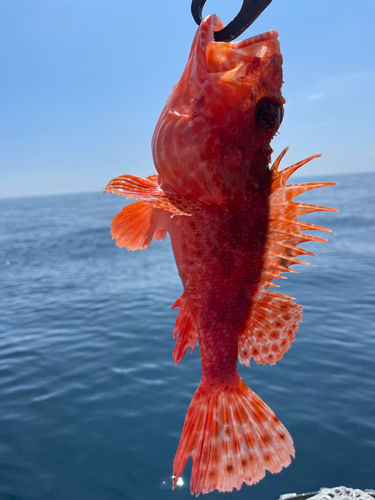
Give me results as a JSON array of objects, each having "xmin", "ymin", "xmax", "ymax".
[{"xmin": 0, "ymin": 175, "xmax": 374, "ymax": 499}]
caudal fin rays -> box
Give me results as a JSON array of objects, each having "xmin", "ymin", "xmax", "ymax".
[{"xmin": 173, "ymin": 378, "xmax": 294, "ymax": 496}]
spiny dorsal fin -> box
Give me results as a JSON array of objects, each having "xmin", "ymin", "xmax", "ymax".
[{"xmin": 239, "ymin": 147, "xmax": 338, "ymax": 367}]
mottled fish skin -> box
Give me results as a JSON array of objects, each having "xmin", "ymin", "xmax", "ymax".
[
  {"xmin": 104, "ymin": 14, "xmax": 336, "ymax": 496},
  {"xmin": 152, "ymin": 15, "xmax": 283, "ymax": 206},
  {"xmin": 169, "ymin": 190, "xmax": 270, "ymax": 385}
]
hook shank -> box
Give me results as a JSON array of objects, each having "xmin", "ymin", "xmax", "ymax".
[{"xmin": 191, "ymin": 0, "xmax": 273, "ymax": 42}]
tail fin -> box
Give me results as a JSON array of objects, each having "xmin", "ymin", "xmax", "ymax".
[{"xmin": 173, "ymin": 377, "xmax": 294, "ymax": 496}]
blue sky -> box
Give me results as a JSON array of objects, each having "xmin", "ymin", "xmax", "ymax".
[{"xmin": 1, "ymin": 0, "xmax": 374, "ymax": 198}]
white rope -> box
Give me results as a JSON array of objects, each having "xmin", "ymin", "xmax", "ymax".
[{"xmin": 310, "ymin": 487, "xmax": 374, "ymax": 500}]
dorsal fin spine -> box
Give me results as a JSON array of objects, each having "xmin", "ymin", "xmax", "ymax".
[{"xmin": 238, "ymin": 148, "xmax": 337, "ymax": 367}]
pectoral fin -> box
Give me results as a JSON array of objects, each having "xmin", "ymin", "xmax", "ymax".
[
  {"xmin": 111, "ymin": 201, "xmax": 168, "ymax": 251},
  {"xmin": 104, "ymin": 174, "xmax": 202, "ymax": 216},
  {"xmin": 104, "ymin": 173, "xmax": 203, "ymax": 250}
]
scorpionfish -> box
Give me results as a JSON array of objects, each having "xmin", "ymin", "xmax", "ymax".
[{"xmin": 104, "ymin": 14, "xmax": 336, "ymax": 496}]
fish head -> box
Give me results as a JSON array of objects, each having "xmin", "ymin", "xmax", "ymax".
[{"xmin": 152, "ymin": 15, "xmax": 284, "ymax": 205}]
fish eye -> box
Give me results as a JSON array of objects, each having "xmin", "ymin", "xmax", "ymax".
[{"xmin": 255, "ymin": 98, "xmax": 283, "ymax": 129}]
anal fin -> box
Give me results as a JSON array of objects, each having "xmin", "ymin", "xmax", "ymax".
[{"xmin": 172, "ymin": 294, "xmax": 198, "ymax": 365}]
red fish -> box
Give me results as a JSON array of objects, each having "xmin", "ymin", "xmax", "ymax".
[{"xmin": 104, "ymin": 15, "xmax": 336, "ymax": 496}]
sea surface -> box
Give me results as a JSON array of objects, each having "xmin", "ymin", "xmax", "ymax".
[{"xmin": 1, "ymin": 172, "xmax": 374, "ymax": 500}]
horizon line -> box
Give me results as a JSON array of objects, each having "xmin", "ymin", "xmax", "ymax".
[{"xmin": 0, "ymin": 169, "xmax": 373, "ymax": 201}]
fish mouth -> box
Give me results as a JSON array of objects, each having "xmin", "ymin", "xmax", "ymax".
[
  {"xmin": 231, "ymin": 30, "xmax": 279, "ymax": 49},
  {"xmin": 206, "ymin": 16, "xmax": 281, "ymax": 74},
  {"xmin": 209, "ymin": 13, "xmax": 278, "ymax": 48}
]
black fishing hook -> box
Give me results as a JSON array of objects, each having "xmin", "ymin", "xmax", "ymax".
[{"xmin": 191, "ymin": 0, "xmax": 273, "ymax": 42}]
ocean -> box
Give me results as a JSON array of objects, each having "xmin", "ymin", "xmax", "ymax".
[{"xmin": 1, "ymin": 171, "xmax": 374, "ymax": 499}]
